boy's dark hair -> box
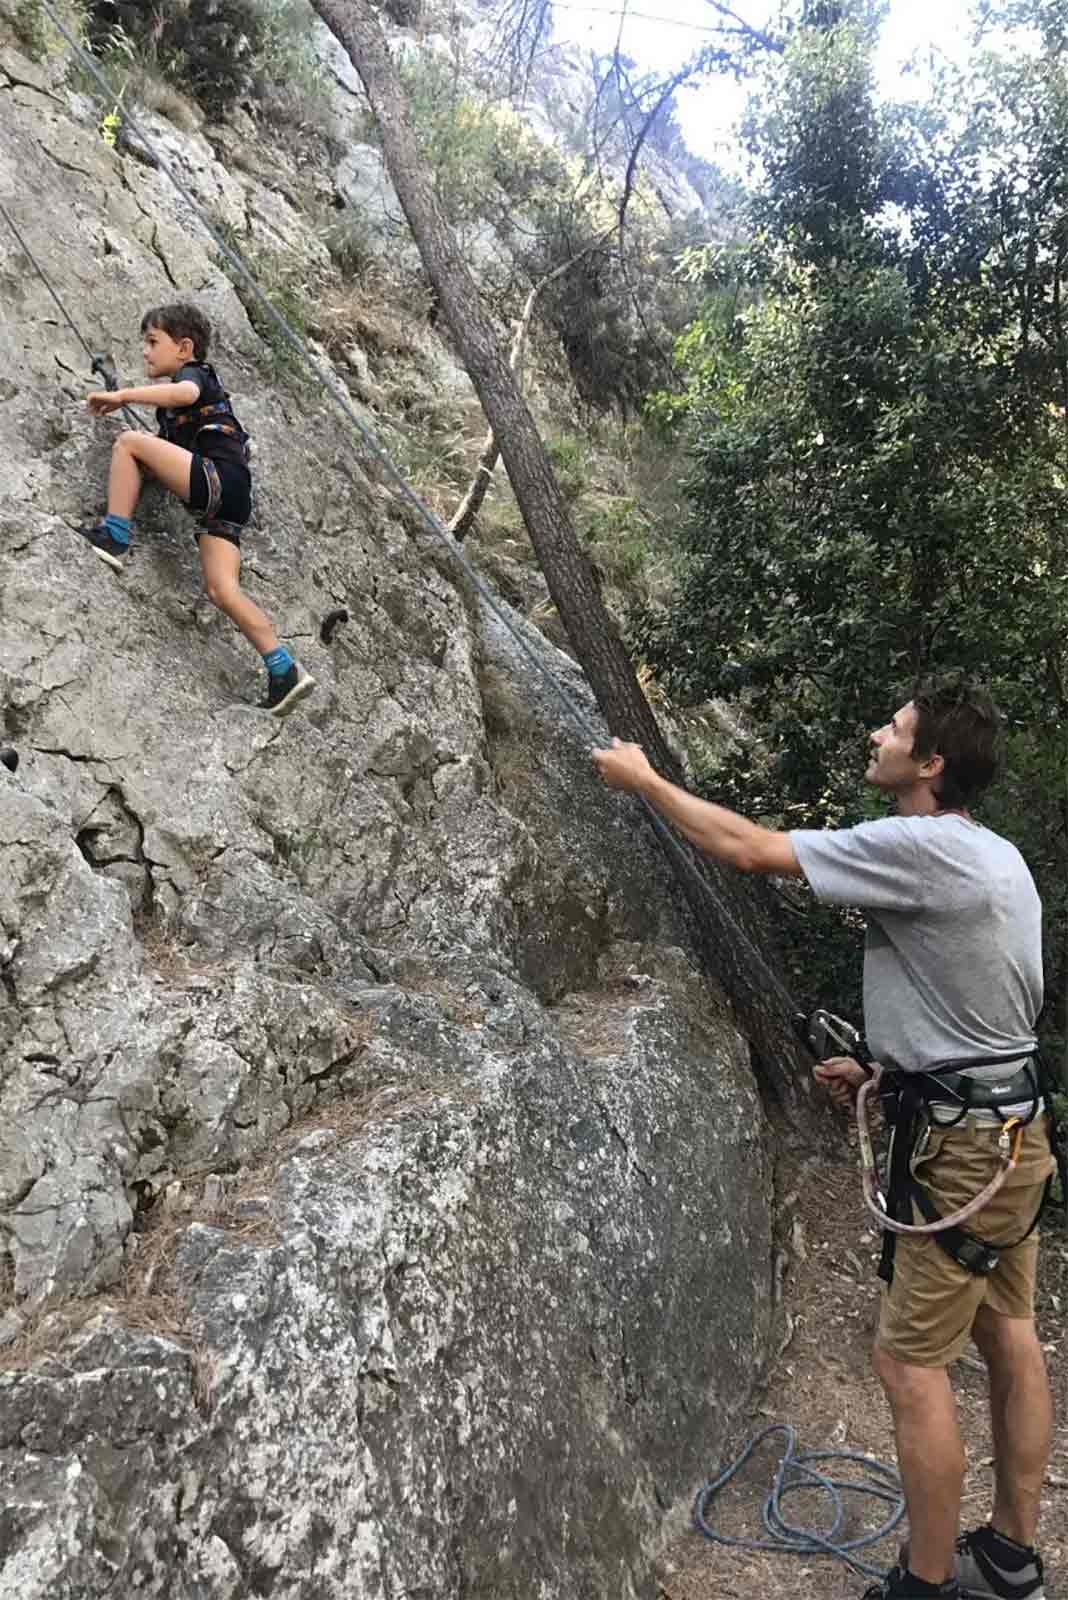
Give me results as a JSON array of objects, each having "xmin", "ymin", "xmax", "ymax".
[
  {"xmin": 911, "ymin": 678, "xmax": 1002, "ymax": 808},
  {"xmin": 140, "ymin": 303, "xmax": 212, "ymax": 362}
]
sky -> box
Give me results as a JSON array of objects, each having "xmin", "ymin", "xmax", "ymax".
[{"xmin": 550, "ymin": 0, "xmax": 974, "ymax": 169}]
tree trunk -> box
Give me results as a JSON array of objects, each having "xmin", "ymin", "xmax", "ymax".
[{"xmin": 308, "ymin": 0, "xmax": 816, "ymax": 1115}]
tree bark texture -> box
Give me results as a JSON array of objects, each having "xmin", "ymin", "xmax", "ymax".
[{"xmin": 309, "ymin": 0, "xmax": 817, "ymax": 1117}]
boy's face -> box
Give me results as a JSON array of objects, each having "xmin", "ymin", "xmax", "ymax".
[{"xmin": 142, "ymin": 325, "xmax": 194, "ymax": 379}]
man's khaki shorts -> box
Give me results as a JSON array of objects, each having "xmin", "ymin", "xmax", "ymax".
[{"xmin": 877, "ymin": 1113, "xmax": 1056, "ymax": 1367}]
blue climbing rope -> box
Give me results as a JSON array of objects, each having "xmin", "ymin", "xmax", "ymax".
[{"xmin": 694, "ymin": 1423, "xmax": 905, "ymax": 1581}]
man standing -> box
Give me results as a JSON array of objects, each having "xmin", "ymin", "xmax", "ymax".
[{"xmin": 593, "ymin": 681, "xmax": 1056, "ymax": 1600}]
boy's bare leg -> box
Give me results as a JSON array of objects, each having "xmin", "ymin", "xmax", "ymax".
[
  {"xmin": 873, "ymin": 1344, "xmax": 964, "ymax": 1584},
  {"xmin": 971, "ymin": 1306, "xmax": 1052, "ymax": 1546},
  {"xmin": 106, "ymin": 432, "xmax": 193, "ymax": 516},
  {"xmin": 198, "ymin": 534, "xmax": 279, "ymax": 655}
]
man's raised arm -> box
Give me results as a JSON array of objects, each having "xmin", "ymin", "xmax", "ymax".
[{"xmin": 592, "ymin": 738, "xmax": 802, "ymax": 877}]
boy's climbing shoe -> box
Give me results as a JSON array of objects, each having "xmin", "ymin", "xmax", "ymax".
[
  {"xmin": 956, "ymin": 1526, "xmax": 1045, "ymax": 1599},
  {"xmin": 78, "ymin": 521, "xmax": 127, "ymax": 572},
  {"xmin": 863, "ymin": 1566, "xmax": 959, "ymax": 1599},
  {"xmin": 260, "ymin": 662, "xmax": 316, "ymax": 717}
]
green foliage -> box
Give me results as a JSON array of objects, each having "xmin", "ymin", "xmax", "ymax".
[
  {"xmin": 85, "ymin": 0, "xmax": 262, "ymax": 114},
  {"xmin": 83, "ymin": 0, "xmax": 325, "ymax": 121},
  {"xmin": 10, "ymin": 0, "xmax": 83, "ymax": 59},
  {"xmin": 320, "ymin": 211, "xmax": 376, "ymax": 281},
  {"xmin": 212, "ymin": 219, "xmax": 312, "ymax": 388},
  {"xmin": 545, "ymin": 434, "xmax": 589, "ymax": 505},
  {"xmin": 392, "ymin": 51, "xmax": 570, "ymax": 241},
  {"xmin": 637, "ymin": 1, "xmax": 1068, "ymax": 1026},
  {"xmin": 580, "ymin": 496, "xmax": 652, "ymax": 586}
]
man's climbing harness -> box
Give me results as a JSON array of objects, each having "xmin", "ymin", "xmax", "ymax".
[
  {"xmin": 797, "ymin": 1009, "xmax": 1066, "ymax": 1281},
  {"xmin": 869, "ymin": 1053, "xmax": 1064, "ymax": 1285}
]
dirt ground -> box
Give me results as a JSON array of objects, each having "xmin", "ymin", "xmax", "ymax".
[{"xmin": 658, "ymin": 1127, "xmax": 1068, "ymax": 1600}]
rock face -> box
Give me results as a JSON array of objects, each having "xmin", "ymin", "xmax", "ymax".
[
  {"xmin": 0, "ymin": 958, "xmax": 772, "ymax": 1600},
  {"xmin": 1, "ymin": 12, "xmax": 782, "ymax": 1597}
]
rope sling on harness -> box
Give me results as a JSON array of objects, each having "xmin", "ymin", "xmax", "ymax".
[{"xmin": 801, "ymin": 1011, "xmax": 1065, "ymax": 1281}]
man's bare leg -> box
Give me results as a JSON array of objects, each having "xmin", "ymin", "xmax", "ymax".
[
  {"xmin": 971, "ymin": 1306, "xmax": 1052, "ymax": 1546},
  {"xmin": 874, "ymin": 1344, "xmax": 964, "ymax": 1585}
]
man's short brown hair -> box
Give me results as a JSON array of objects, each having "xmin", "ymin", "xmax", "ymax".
[
  {"xmin": 911, "ymin": 678, "xmax": 1002, "ymax": 808},
  {"xmin": 140, "ymin": 302, "xmax": 212, "ymax": 362}
]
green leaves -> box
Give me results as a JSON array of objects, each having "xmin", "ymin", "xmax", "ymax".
[{"xmin": 636, "ymin": 0, "xmax": 1068, "ymax": 1021}]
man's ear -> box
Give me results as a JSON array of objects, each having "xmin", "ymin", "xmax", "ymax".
[{"xmin": 919, "ymin": 750, "xmax": 945, "ymax": 782}]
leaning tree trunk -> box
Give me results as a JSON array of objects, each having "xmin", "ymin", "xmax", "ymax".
[{"xmin": 309, "ymin": 0, "xmax": 817, "ymax": 1117}]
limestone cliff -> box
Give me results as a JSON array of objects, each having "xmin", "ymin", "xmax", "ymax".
[{"xmin": 0, "ymin": 13, "xmax": 780, "ymax": 1597}]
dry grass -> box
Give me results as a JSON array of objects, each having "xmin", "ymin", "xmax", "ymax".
[
  {"xmin": 0, "ymin": 1060, "xmax": 478, "ymax": 1376},
  {"xmin": 134, "ymin": 71, "xmax": 204, "ymax": 132},
  {"xmin": 311, "ymin": 277, "xmax": 423, "ymax": 363},
  {"xmin": 138, "ymin": 926, "xmax": 233, "ymax": 989}
]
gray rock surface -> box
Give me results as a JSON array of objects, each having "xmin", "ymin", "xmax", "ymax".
[
  {"xmin": 0, "ymin": 960, "xmax": 773, "ymax": 1600},
  {"xmin": 0, "ymin": 13, "xmax": 792, "ymax": 1596}
]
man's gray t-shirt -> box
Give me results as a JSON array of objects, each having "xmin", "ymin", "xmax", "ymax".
[{"xmin": 790, "ymin": 815, "xmax": 1042, "ymax": 1076}]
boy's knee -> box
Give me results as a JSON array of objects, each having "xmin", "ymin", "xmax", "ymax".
[
  {"xmin": 203, "ymin": 577, "xmax": 237, "ymax": 609},
  {"xmin": 112, "ymin": 431, "xmax": 138, "ymax": 458}
]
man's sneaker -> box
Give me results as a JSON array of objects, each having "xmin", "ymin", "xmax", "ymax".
[
  {"xmin": 77, "ymin": 521, "xmax": 127, "ymax": 572},
  {"xmin": 956, "ymin": 1526, "xmax": 1045, "ymax": 1599},
  {"xmin": 863, "ymin": 1565, "xmax": 959, "ymax": 1599},
  {"xmin": 260, "ymin": 663, "xmax": 316, "ymax": 717}
]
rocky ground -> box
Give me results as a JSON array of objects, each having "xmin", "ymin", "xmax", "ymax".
[{"xmin": 660, "ymin": 1126, "xmax": 1068, "ymax": 1600}]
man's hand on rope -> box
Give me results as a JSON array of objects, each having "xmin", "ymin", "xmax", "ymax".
[
  {"xmin": 814, "ymin": 1055, "xmax": 869, "ymax": 1109},
  {"xmin": 591, "ymin": 737, "xmax": 656, "ymax": 793}
]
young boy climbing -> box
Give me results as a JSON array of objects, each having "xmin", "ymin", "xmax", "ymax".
[{"xmin": 79, "ymin": 301, "xmax": 315, "ymax": 716}]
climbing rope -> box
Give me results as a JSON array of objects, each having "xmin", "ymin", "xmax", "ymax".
[
  {"xmin": 0, "ymin": 198, "xmax": 145, "ymax": 430},
  {"xmin": 694, "ymin": 1423, "xmax": 905, "ymax": 1581},
  {"xmin": 22, "ymin": 0, "xmax": 808, "ymax": 1031}
]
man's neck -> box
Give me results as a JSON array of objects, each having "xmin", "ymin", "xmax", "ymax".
[
  {"xmin": 895, "ymin": 797, "xmax": 971, "ymax": 822},
  {"xmin": 895, "ymin": 787, "xmax": 938, "ymax": 818}
]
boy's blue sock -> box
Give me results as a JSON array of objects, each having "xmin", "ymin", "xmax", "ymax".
[
  {"xmin": 102, "ymin": 513, "xmax": 132, "ymax": 547},
  {"xmin": 263, "ymin": 645, "xmax": 294, "ymax": 679}
]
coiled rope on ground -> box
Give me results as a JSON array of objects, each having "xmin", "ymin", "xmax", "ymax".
[{"xmin": 694, "ymin": 1423, "xmax": 905, "ymax": 1580}]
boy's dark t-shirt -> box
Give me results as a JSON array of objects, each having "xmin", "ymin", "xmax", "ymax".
[{"xmin": 157, "ymin": 361, "xmax": 250, "ymax": 473}]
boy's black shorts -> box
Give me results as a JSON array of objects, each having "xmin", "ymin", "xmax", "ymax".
[{"xmin": 188, "ymin": 454, "xmax": 252, "ymax": 547}]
